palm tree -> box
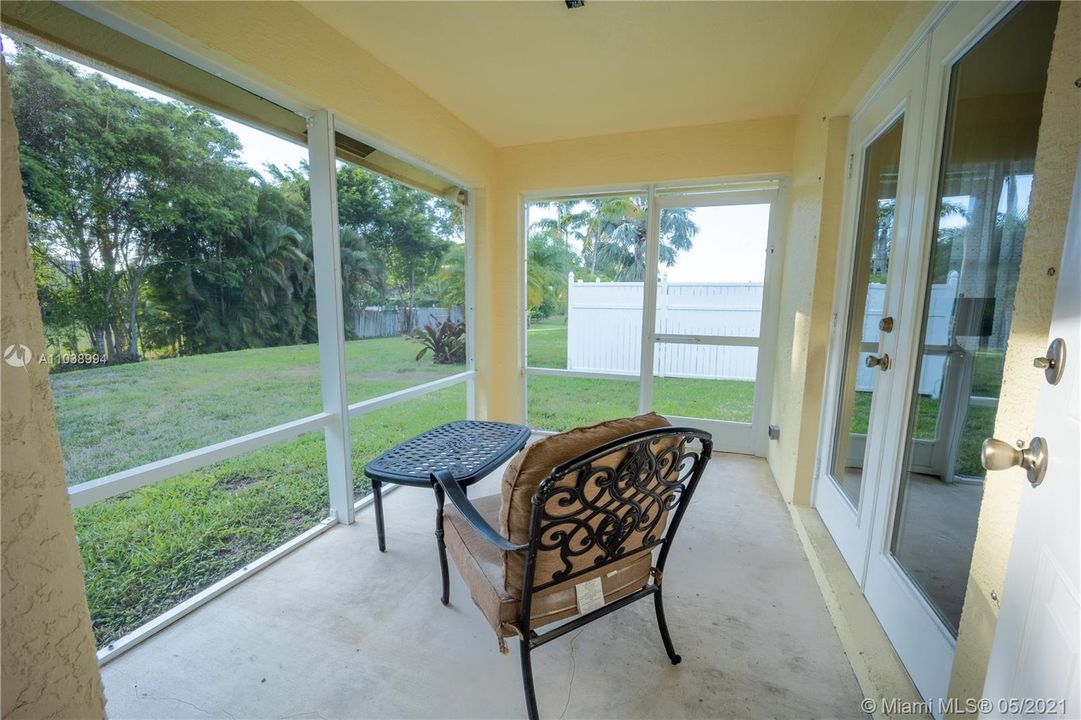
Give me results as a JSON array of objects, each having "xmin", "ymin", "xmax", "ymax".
[
  {"xmin": 534, "ymin": 200, "xmax": 589, "ymax": 252},
  {"xmin": 436, "ymin": 242, "xmax": 466, "ymax": 310},
  {"xmin": 237, "ymin": 220, "xmax": 311, "ymax": 345},
  {"xmin": 339, "ymin": 226, "xmax": 385, "ymax": 317},
  {"xmin": 582, "ymin": 197, "xmax": 698, "ymax": 281}
]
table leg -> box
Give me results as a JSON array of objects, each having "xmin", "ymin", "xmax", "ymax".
[
  {"xmin": 434, "ymin": 484, "xmax": 450, "ymax": 606},
  {"xmin": 372, "ymin": 478, "xmax": 386, "ymax": 552}
]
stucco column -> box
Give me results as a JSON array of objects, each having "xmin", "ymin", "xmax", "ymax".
[{"xmin": 1, "ymin": 59, "xmax": 106, "ymax": 719}]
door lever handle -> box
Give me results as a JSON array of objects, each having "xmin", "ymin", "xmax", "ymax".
[
  {"xmin": 981, "ymin": 437, "xmax": 1048, "ymax": 487},
  {"xmin": 865, "ymin": 353, "xmax": 890, "ymax": 371}
]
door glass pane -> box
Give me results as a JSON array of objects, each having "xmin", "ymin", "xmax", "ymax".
[
  {"xmin": 651, "ymin": 349, "xmax": 758, "ymax": 422},
  {"xmin": 890, "ymin": 1, "xmax": 1057, "ymax": 634},
  {"xmin": 830, "ymin": 117, "xmax": 905, "ymax": 507}
]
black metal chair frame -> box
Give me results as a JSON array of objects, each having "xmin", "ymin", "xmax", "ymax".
[{"xmin": 431, "ymin": 426, "xmax": 713, "ymax": 720}]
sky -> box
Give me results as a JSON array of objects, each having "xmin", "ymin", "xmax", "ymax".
[
  {"xmin": 528, "ymin": 201, "xmax": 770, "ymax": 284},
  {"xmin": 1, "ymin": 34, "xmax": 310, "ymax": 179}
]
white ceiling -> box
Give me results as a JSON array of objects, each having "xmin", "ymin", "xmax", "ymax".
[{"xmin": 301, "ymin": 1, "xmax": 858, "ymax": 148}]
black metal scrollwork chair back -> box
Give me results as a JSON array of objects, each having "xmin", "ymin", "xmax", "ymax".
[{"xmin": 431, "ymin": 419, "xmax": 713, "ymax": 720}]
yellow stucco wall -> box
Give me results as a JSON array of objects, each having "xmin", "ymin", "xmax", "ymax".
[
  {"xmin": 765, "ymin": 1, "xmax": 935, "ymax": 504},
  {"xmin": 487, "ymin": 116, "xmax": 797, "ymax": 422},
  {"xmin": 1, "ymin": 61, "xmax": 106, "ymax": 720},
  {"xmin": 948, "ymin": 2, "xmax": 1081, "ymax": 708}
]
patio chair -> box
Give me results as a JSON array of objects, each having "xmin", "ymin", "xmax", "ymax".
[{"xmin": 430, "ymin": 413, "xmax": 713, "ymax": 719}]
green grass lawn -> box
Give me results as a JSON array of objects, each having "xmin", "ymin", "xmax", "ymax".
[
  {"xmin": 526, "ymin": 316, "xmax": 568, "ymax": 368},
  {"xmin": 57, "ymin": 336, "xmax": 464, "ymax": 647},
  {"xmin": 526, "ymin": 317, "xmax": 756, "ymax": 428},
  {"xmin": 56, "ymin": 337, "xmax": 462, "ymax": 485},
  {"xmin": 60, "ymin": 319, "xmax": 1001, "ymax": 647}
]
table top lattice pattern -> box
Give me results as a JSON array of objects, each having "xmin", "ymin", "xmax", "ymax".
[{"xmin": 363, "ymin": 421, "xmax": 531, "ymax": 486}]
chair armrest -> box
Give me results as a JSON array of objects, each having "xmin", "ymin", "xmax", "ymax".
[{"xmin": 430, "ymin": 469, "xmax": 527, "ymax": 553}]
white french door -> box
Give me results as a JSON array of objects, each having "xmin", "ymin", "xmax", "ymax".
[
  {"xmin": 814, "ymin": 1, "xmax": 1061, "ymax": 712},
  {"xmin": 812, "ymin": 39, "xmax": 929, "ymax": 582}
]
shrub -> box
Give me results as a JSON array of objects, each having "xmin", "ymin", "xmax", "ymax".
[{"xmin": 413, "ymin": 316, "xmax": 466, "ymax": 364}]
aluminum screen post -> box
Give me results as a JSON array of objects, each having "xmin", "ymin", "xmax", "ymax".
[{"xmin": 308, "ymin": 109, "xmax": 355, "ymax": 525}]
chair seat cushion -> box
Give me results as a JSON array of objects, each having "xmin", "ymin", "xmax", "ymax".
[{"xmin": 444, "ymin": 493, "xmax": 655, "ymax": 639}]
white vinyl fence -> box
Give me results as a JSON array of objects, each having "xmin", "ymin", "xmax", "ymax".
[
  {"xmin": 566, "ymin": 272, "xmax": 959, "ymax": 396},
  {"xmin": 566, "ymin": 275, "xmax": 761, "ymax": 380}
]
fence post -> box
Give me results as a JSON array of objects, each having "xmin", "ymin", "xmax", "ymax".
[
  {"xmin": 655, "ymin": 274, "xmax": 668, "ymax": 378},
  {"xmin": 566, "ymin": 272, "xmax": 576, "ymax": 370}
]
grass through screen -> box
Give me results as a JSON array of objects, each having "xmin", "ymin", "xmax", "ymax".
[{"xmin": 59, "ymin": 335, "xmax": 466, "ymax": 647}]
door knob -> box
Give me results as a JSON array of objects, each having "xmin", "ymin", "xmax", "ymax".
[
  {"xmin": 865, "ymin": 353, "xmax": 890, "ymax": 371},
  {"xmin": 981, "ymin": 437, "xmax": 1048, "ymax": 487},
  {"xmin": 878, "ymin": 316, "xmax": 894, "ymax": 333}
]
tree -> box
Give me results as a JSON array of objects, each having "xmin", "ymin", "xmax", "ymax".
[
  {"xmin": 577, "ymin": 197, "xmax": 698, "ymax": 281},
  {"xmin": 435, "ymin": 243, "xmax": 466, "ymax": 310},
  {"xmin": 336, "ymin": 167, "xmax": 453, "ymax": 331},
  {"xmin": 526, "ymin": 230, "xmax": 579, "ymax": 318},
  {"xmin": 11, "ymin": 43, "xmax": 462, "ymax": 360},
  {"xmin": 534, "ymin": 200, "xmax": 588, "ymax": 253},
  {"xmin": 10, "ymin": 44, "xmax": 254, "ymax": 359}
]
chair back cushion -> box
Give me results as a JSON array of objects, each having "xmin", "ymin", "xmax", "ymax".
[{"xmin": 499, "ymin": 412, "xmax": 671, "ymax": 595}]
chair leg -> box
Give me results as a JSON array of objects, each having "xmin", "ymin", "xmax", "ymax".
[
  {"xmin": 654, "ymin": 590, "xmax": 682, "ymax": 665},
  {"xmin": 433, "ymin": 484, "xmax": 450, "ymax": 606},
  {"xmin": 519, "ymin": 639, "xmax": 540, "ymax": 720}
]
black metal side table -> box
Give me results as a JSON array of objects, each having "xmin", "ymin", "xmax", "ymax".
[{"xmin": 363, "ymin": 420, "xmax": 530, "ymax": 600}]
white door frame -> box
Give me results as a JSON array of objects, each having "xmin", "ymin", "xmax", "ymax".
[{"xmin": 646, "ymin": 182, "xmax": 788, "ymax": 455}]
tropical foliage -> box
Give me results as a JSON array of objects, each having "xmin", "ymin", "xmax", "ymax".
[
  {"xmin": 8, "ymin": 43, "xmax": 464, "ymax": 364},
  {"xmin": 525, "ymin": 197, "xmax": 698, "ymax": 318},
  {"xmin": 412, "ymin": 316, "xmax": 467, "ymax": 364}
]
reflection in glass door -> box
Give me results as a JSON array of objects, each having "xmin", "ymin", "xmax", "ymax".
[
  {"xmin": 830, "ymin": 118, "xmax": 904, "ymax": 508},
  {"xmin": 888, "ymin": 0, "xmax": 1058, "ymax": 635}
]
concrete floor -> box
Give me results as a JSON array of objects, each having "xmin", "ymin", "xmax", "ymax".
[{"xmin": 101, "ymin": 453, "xmax": 864, "ymax": 719}]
